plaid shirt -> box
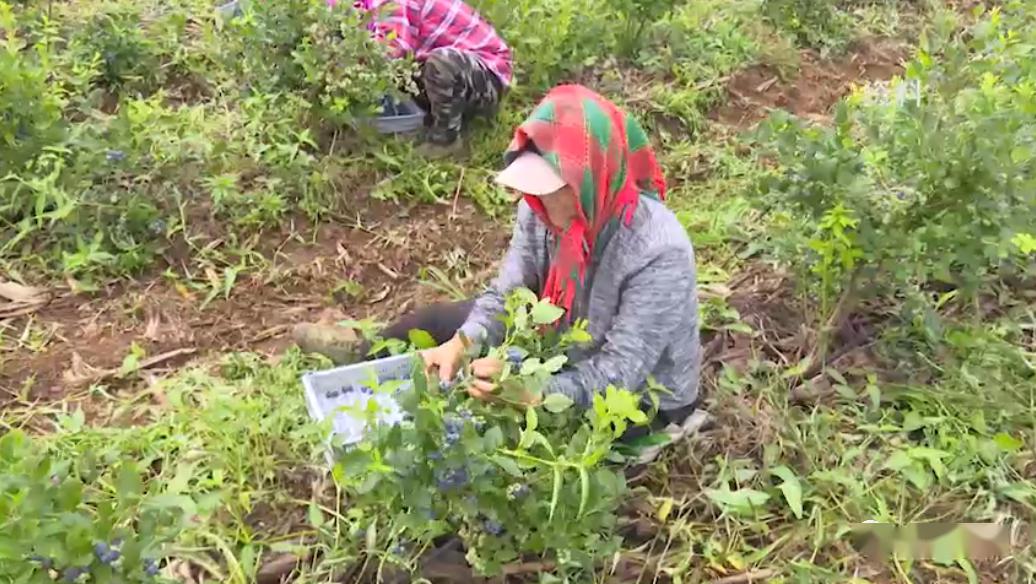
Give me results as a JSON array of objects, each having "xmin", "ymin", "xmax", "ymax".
[{"xmin": 354, "ymin": 0, "xmax": 513, "ymax": 87}]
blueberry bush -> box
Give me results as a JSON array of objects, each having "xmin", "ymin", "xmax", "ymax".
[
  {"xmin": 0, "ymin": 430, "xmax": 188, "ymax": 583},
  {"xmin": 328, "ymin": 289, "xmax": 651, "ymax": 578},
  {"xmin": 0, "ymin": 0, "xmax": 410, "ymax": 280},
  {"xmin": 755, "ymin": 2, "xmax": 1036, "ymax": 334}
]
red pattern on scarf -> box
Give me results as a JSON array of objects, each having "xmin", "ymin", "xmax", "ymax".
[{"xmin": 505, "ymin": 85, "xmax": 667, "ymax": 316}]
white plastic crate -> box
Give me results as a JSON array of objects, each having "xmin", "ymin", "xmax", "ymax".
[
  {"xmin": 301, "ymin": 353, "xmax": 417, "ymax": 457},
  {"xmin": 301, "ymin": 349, "xmax": 524, "ymax": 465}
]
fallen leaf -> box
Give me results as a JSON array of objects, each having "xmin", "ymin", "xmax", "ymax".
[
  {"xmin": 0, "ymin": 281, "xmax": 45, "ymax": 303},
  {"xmin": 367, "ymin": 285, "xmax": 391, "ymax": 305},
  {"xmin": 63, "ymin": 352, "xmax": 107, "ymax": 386},
  {"xmin": 144, "ymin": 313, "xmax": 162, "ymax": 341}
]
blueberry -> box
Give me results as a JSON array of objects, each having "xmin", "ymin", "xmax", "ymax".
[
  {"xmin": 506, "ymin": 483, "xmax": 530, "ymax": 500},
  {"xmin": 444, "ymin": 416, "xmax": 463, "ymax": 434},
  {"xmin": 30, "ymin": 555, "xmax": 53, "ymax": 570},
  {"xmin": 390, "ymin": 540, "xmax": 409, "ymax": 555},
  {"xmin": 427, "ymin": 450, "xmax": 443, "ymax": 461},
  {"xmin": 105, "ymin": 149, "xmax": 126, "ymax": 163},
  {"xmin": 483, "ymin": 519, "xmax": 504, "ymax": 536},
  {"xmin": 94, "ymin": 541, "xmax": 110, "ymax": 558},
  {"xmin": 63, "ymin": 567, "xmax": 84, "ymax": 582},
  {"xmin": 436, "ymin": 467, "xmax": 468, "ymax": 491},
  {"xmin": 102, "ymin": 550, "xmax": 121, "ymax": 564},
  {"xmin": 148, "ymin": 219, "xmax": 166, "ymax": 235},
  {"xmin": 144, "ymin": 559, "xmax": 159, "ymax": 576},
  {"xmin": 443, "ymin": 432, "xmax": 461, "ymax": 447},
  {"xmin": 443, "ymin": 431, "xmax": 460, "ymax": 447}
]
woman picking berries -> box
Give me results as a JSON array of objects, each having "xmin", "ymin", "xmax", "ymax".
[
  {"xmin": 351, "ymin": 0, "xmax": 512, "ymax": 159},
  {"xmin": 296, "ymin": 85, "xmax": 701, "ymax": 436}
]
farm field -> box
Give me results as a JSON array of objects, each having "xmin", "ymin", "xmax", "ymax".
[{"xmin": 2, "ymin": 0, "xmax": 1035, "ymax": 582}]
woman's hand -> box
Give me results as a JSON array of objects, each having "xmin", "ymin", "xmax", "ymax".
[
  {"xmin": 466, "ymin": 357, "xmax": 541, "ymax": 407},
  {"xmin": 466, "ymin": 356, "xmax": 504, "ymax": 401},
  {"xmin": 421, "ymin": 335, "xmax": 469, "ymax": 381}
]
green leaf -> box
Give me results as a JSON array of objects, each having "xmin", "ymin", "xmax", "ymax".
[
  {"xmin": 166, "ymin": 462, "xmax": 197, "ymax": 495},
  {"xmin": 705, "ymin": 487, "xmax": 771, "ymax": 515},
  {"xmin": 771, "ymin": 466, "xmax": 804, "ymax": 519},
  {"xmin": 578, "ymin": 467, "xmax": 590, "ymax": 518},
  {"xmin": 529, "ymin": 430, "xmax": 555, "ymax": 456},
  {"xmin": 999, "ymin": 482, "xmax": 1035, "ymax": 504},
  {"xmin": 115, "ymin": 463, "xmax": 143, "ymax": 501},
  {"xmin": 882, "ymin": 450, "xmax": 913, "ymax": 472},
  {"xmin": 622, "ymin": 432, "xmax": 671, "ymax": 449},
  {"xmin": 567, "ymin": 326, "xmax": 592, "ymax": 344},
  {"xmin": 518, "ymin": 408, "xmax": 542, "ymax": 451},
  {"xmin": 366, "ymin": 521, "xmax": 378, "ymax": 549},
  {"xmin": 902, "ymin": 411, "xmax": 924, "ymax": 432},
  {"xmin": 781, "ymin": 357, "xmax": 811, "ymax": 379},
  {"xmin": 56, "ymin": 478, "xmax": 83, "ymax": 511},
  {"xmin": 531, "ymin": 300, "xmax": 565, "ymax": 325},
  {"xmin": 520, "ymin": 358, "xmax": 544, "ymax": 376},
  {"xmin": 525, "ymin": 406, "xmax": 538, "ymax": 433},
  {"xmin": 142, "ymin": 494, "xmax": 198, "ymax": 517},
  {"xmin": 542, "ymin": 355, "xmax": 568, "ymax": 373},
  {"xmin": 542, "ymin": 393, "xmax": 575, "ymax": 414},
  {"xmin": 407, "ymin": 329, "xmax": 437, "ymax": 350},
  {"xmin": 482, "ymin": 426, "xmax": 505, "ymax": 450},
  {"xmin": 549, "ymin": 466, "xmax": 562, "ymax": 521},
  {"xmin": 604, "ymin": 386, "xmax": 647, "ymax": 424},
  {"xmin": 993, "ymin": 433, "xmax": 1023, "ymax": 452},
  {"xmin": 491, "ymin": 455, "xmax": 523, "ymax": 477},
  {"xmin": 270, "ymin": 541, "xmax": 309, "ymax": 555},
  {"xmin": 513, "ymin": 287, "xmax": 538, "ymax": 306},
  {"xmin": 308, "ymin": 502, "xmax": 325, "ymax": 528}
]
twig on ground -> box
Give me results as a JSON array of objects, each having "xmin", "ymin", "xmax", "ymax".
[
  {"xmin": 709, "ymin": 568, "xmax": 778, "ymax": 584},
  {"xmin": 450, "ymin": 166, "xmax": 466, "ymax": 221},
  {"xmin": 250, "ymin": 324, "xmax": 289, "ymax": 344},
  {"xmin": 502, "ymin": 561, "xmax": 557, "ymax": 575},
  {"xmin": 377, "ymin": 262, "xmax": 400, "ymax": 280},
  {"xmin": 64, "ymin": 348, "xmax": 198, "ymax": 387},
  {"xmin": 256, "ymin": 554, "xmax": 305, "ymax": 584},
  {"xmin": 790, "ymin": 341, "xmax": 878, "ymax": 404}
]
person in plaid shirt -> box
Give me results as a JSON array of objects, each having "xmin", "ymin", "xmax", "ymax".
[{"xmin": 353, "ymin": 0, "xmax": 513, "ymax": 158}]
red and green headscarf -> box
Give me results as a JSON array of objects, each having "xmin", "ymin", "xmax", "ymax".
[{"xmin": 505, "ymin": 84, "xmax": 667, "ymax": 316}]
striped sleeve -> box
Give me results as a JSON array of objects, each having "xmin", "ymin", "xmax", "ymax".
[
  {"xmin": 373, "ymin": 0, "xmax": 420, "ymax": 58},
  {"xmin": 459, "ymin": 202, "xmax": 544, "ymax": 347}
]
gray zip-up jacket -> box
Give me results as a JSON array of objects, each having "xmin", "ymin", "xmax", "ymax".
[{"xmin": 459, "ymin": 197, "xmax": 700, "ymax": 411}]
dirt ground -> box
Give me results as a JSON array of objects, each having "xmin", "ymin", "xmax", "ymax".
[
  {"xmin": 0, "ymin": 38, "xmax": 907, "ymax": 411},
  {"xmin": 1, "ymin": 198, "xmax": 507, "ymax": 406},
  {"xmin": 712, "ymin": 38, "xmax": 908, "ymax": 128}
]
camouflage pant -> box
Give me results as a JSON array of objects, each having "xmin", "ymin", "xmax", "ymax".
[{"xmin": 414, "ymin": 48, "xmax": 504, "ymax": 145}]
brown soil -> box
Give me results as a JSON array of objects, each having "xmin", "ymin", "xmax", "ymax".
[
  {"xmin": 0, "ymin": 196, "xmax": 507, "ymax": 407},
  {"xmin": 712, "ymin": 37, "xmax": 909, "ymax": 129}
]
